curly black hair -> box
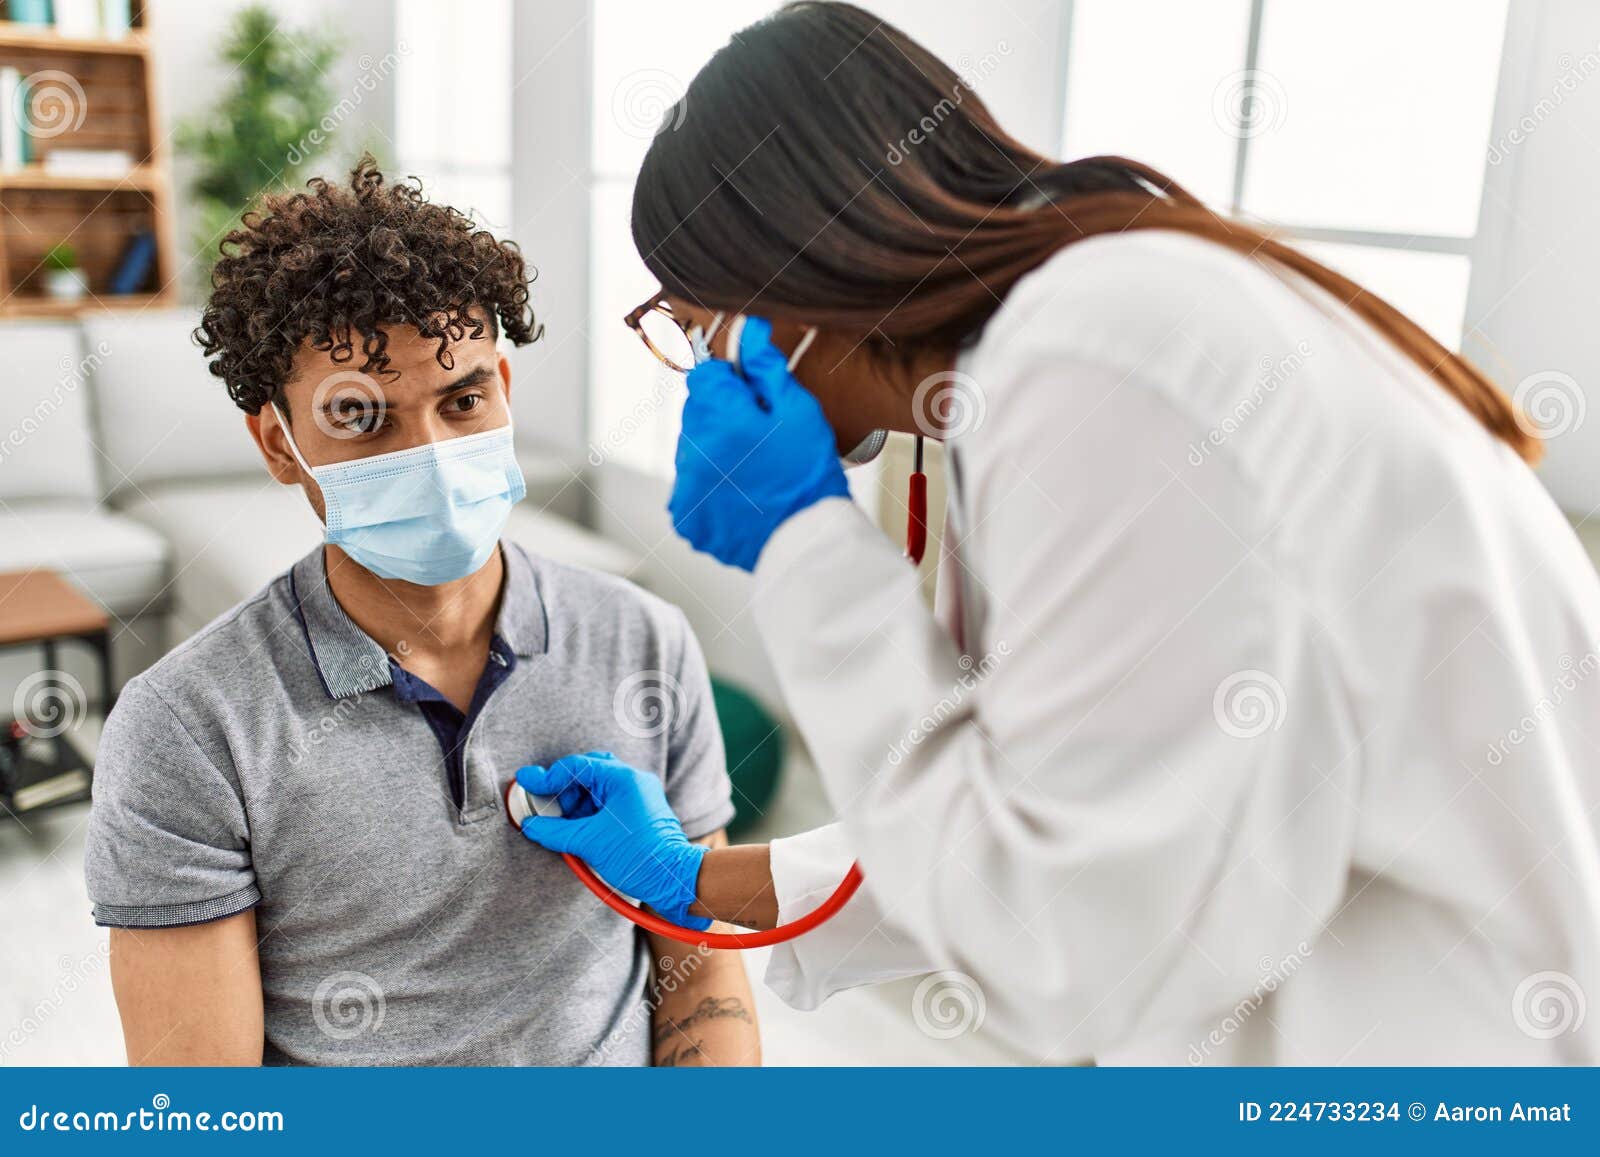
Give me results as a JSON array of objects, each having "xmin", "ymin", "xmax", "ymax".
[{"xmin": 195, "ymin": 154, "xmax": 542, "ymax": 414}]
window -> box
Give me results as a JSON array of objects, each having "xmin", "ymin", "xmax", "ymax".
[
  {"xmin": 588, "ymin": 2, "xmax": 777, "ymax": 475},
  {"xmin": 582, "ymin": 0, "xmax": 1509, "ymax": 476},
  {"xmin": 1062, "ymin": 0, "xmax": 1509, "ymax": 348},
  {"xmin": 395, "ymin": 0, "xmax": 514, "ymax": 231}
]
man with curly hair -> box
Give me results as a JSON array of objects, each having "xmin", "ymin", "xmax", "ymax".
[{"xmin": 83, "ymin": 158, "xmax": 758, "ymax": 1067}]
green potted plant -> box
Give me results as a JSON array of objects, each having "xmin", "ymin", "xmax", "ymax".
[
  {"xmin": 41, "ymin": 242, "xmax": 87, "ymax": 302},
  {"xmin": 175, "ymin": 5, "xmax": 348, "ymax": 296}
]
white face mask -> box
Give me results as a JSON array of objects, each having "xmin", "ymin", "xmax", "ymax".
[{"xmin": 691, "ymin": 312, "xmax": 888, "ymax": 468}]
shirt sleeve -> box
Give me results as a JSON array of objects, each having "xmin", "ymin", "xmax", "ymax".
[
  {"xmin": 84, "ymin": 677, "xmax": 259, "ymax": 929},
  {"xmin": 661, "ymin": 607, "xmax": 736, "ymax": 840},
  {"xmin": 764, "ymin": 822, "xmax": 938, "ymax": 1008}
]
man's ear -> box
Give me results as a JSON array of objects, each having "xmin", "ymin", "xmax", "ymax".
[
  {"xmin": 246, "ymin": 405, "xmax": 303, "ymax": 485},
  {"xmin": 496, "ymin": 351, "xmax": 513, "ymax": 404}
]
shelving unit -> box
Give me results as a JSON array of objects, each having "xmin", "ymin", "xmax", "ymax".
[{"xmin": 0, "ymin": 3, "xmax": 176, "ymax": 318}]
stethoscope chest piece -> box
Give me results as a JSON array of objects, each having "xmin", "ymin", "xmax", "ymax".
[{"xmin": 503, "ymin": 780, "xmax": 562, "ymax": 829}]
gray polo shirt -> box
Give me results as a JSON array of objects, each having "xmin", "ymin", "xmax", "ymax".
[{"xmin": 84, "ymin": 542, "xmax": 733, "ymax": 1066}]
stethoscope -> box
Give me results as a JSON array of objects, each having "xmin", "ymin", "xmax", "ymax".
[{"xmin": 505, "ymin": 313, "xmax": 929, "ymax": 948}]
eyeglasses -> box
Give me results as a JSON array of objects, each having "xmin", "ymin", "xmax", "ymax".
[{"xmin": 624, "ymin": 291, "xmax": 699, "ymax": 373}]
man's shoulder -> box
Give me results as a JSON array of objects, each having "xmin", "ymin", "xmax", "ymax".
[{"xmin": 514, "ymin": 544, "xmax": 687, "ymax": 640}]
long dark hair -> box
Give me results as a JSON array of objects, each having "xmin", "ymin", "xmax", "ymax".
[{"xmin": 631, "ymin": 1, "xmax": 1539, "ymax": 464}]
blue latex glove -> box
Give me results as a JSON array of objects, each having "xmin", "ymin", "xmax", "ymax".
[
  {"xmin": 669, "ymin": 316, "xmax": 850, "ymax": 571},
  {"xmin": 516, "ymin": 751, "xmax": 711, "ymax": 931}
]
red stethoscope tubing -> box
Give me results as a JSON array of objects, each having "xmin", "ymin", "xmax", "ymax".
[
  {"xmin": 561, "ymin": 855, "xmax": 864, "ymax": 949},
  {"xmin": 558, "ymin": 437, "xmax": 929, "ymax": 949}
]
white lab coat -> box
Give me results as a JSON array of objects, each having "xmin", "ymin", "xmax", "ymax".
[{"xmin": 751, "ymin": 230, "xmax": 1600, "ymax": 1064}]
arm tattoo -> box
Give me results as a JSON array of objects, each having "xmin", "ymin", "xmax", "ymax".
[
  {"xmin": 652, "ymin": 996, "xmax": 754, "ymax": 1065},
  {"xmin": 655, "ymin": 1039, "xmax": 707, "ymax": 1066}
]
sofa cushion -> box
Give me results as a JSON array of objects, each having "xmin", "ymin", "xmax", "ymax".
[
  {"xmin": 117, "ymin": 476, "xmax": 643, "ymax": 638},
  {"xmin": 505, "ymin": 504, "xmax": 642, "ymax": 580},
  {"xmin": 115, "ymin": 478, "xmax": 322, "ymax": 637},
  {"xmin": 81, "ymin": 310, "xmax": 263, "ymax": 497},
  {"xmin": 0, "ymin": 502, "xmax": 169, "ymax": 616},
  {"xmin": 0, "ymin": 323, "xmax": 99, "ymax": 502}
]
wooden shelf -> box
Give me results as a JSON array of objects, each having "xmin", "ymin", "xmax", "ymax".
[
  {"xmin": 0, "ymin": 163, "xmax": 157, "ymax": 191},
  {"xmin": 0, "ymin": 291, "xmax": 164, "ymax": 318},
  {"xmin": 0, "ymin": 4, "xmax": 172, "ymax": 320},
  {"xmin": 0, "ymin": 23, "xmax": 149, "ymax": 56}
]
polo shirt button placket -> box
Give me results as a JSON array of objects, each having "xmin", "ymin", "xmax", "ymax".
[{"xmin": 454, "ymin": 644, "xmax": 517, "ymax": 821}]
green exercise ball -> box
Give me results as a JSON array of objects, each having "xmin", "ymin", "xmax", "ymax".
[{"xmin": 711, "ymin": 676, "xmax": 783, "ymax": 838}]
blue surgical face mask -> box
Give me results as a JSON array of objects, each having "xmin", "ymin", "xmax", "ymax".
[
  {"xmin": 273, "ymin": 405, "xmax": 525, "ymax": 585},
  {"xmin": 690, "ymin": 313, "xmax": 887, "ymax": 467}
]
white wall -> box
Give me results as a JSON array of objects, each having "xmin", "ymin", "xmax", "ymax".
[
  {"xmin": 506, "ymin": 0, "xmax": 590, "ymax": 457},
  {"xmin": 580, "ymin": 0, "xmax": 1074, "ymax": 711},
  {"xmin": 1465, "ymin": 0, "xmax": 1600, "ymax": 515}
]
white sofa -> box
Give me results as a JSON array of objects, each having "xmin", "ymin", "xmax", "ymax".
[{"xmin": 0, "ymin": 310, "xmax": 639, "ymax": 696}]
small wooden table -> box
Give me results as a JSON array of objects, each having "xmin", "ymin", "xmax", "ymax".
[
  {"xmin": 0, "ymin": 569, "xmax": 112, "ymax": 702},
  {"xmin": 0, "ymin": 570, "xmax": 111, "ymax": 818}
]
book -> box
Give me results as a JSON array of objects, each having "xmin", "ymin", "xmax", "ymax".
[
  {"xmin": 19, "ymin": 78, "xmax": 34, "ymax": 165},
  {"xmin": 52, "ymin": 0, "xmax": 102, "ymax": 39},
  {"xmin": 6, "ymin": 0, "xmax": 53, "ymax": 27},
  {"xmin": 0, "ymin": 69, "xmax": 24, "ymax": 173},
  {"xmin": 101, "ymin": 0, "xmax": 133, "ymax": 38},
  {"xmin": 13, "ymin": 768, "xmax": 91, "ymax": 813},
  {"xmin": 108, "ymin": 230, "xmax": 157, "ymax": 294},
  {"xmin": 43, "ymin": 149, "xmax": 134, "ymax": 177}
]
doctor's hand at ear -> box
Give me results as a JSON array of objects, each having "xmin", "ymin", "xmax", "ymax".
[
  {"xmin": 515, "ymin": 752, "xmax": 712, "ymax": 931},
  {"xmin": 669, "ymin": 316, "xmax": 849, "ymax": 571}
]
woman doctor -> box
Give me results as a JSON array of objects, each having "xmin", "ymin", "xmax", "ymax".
[{"xmin": 519, "ymin": 2, "xmax": 1600, "ymax": 1064}]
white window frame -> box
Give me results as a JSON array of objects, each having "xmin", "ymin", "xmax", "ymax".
[{"xmin": 1057, "ymin": 0, "xmax": 1508, "ymax": 346}]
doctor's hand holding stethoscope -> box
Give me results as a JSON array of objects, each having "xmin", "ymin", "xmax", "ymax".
[{"xmin": 518, "ymin": 2, "xmax": 1600, "ymax": 1065}]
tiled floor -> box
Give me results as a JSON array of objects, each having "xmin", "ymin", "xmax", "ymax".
[{"xmin": 2, "ymin": 719, "xmax": 1016, "ymax": 1066}]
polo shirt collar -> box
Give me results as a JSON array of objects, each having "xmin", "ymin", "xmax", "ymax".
[
  {"xmin": 496, "ymin": 540, "xmax": 550, "ymax": 659},
  {"xmin": 290, "ymin": 543, "xmax": 549, "ymax": 701}
]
